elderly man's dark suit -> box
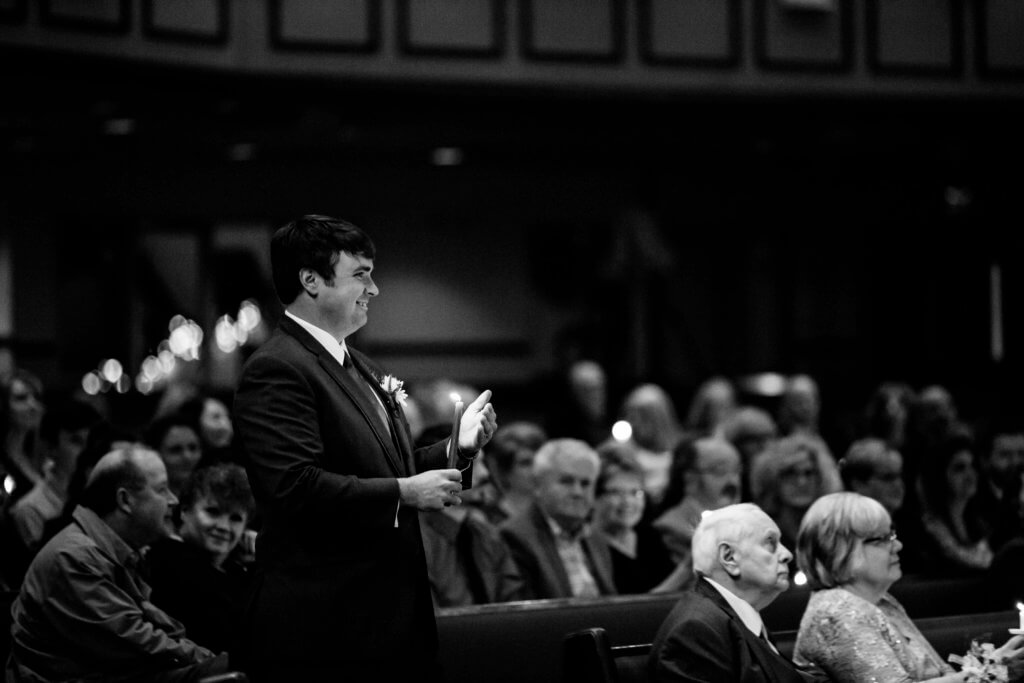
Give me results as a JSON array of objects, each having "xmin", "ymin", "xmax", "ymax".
[
  {"xmin": 649, "ymin": 577, "xmax": 819, "ymax": 683},
  {"xmin": 499, "ymin": 500, "xmax": 617, "ymax": 599},
  {"xmin": 234, "ymin": 316, "xmax": 455, "ymax": 681}
]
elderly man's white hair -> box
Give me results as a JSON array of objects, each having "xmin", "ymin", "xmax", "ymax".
[
  {"xmin": 532, "ymin": 438, "xmax": 600, "ymax": 478},
  {"xmin": 691, "ymin": 503, "xmax": 771, "ymax": 575}
]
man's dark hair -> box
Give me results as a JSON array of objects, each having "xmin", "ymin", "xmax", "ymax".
[
  {"xmin": 80, "ymin": 447, "xmax": 149, "ymax": 517},
  {"xmin": 977, "ymin": 414, "xmax": 1024, "ymax": 463},
  {"xmin": 838, "ymin": 438, "xmax": 895, "ymax": 489},
  {"xmin": 484, "ymin": 421, "xmax": 547, "ymax": 474},
  {"xmin": 271, "ymin": 214, "xmax": 376, "ymax": 305},
  {"xmin": 180, "ymin": 463, "xmax": 254, "ymax": 516},
  {"xmin": 39, "ymin": 398, "xmax": 102, "ymax": 445}
]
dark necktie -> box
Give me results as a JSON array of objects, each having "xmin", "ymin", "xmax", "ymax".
[{"xmin": 343, "ymin": 351, "xmax": 392, "ymax": 436}]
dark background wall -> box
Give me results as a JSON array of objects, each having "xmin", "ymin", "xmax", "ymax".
[{"xmin": 1, "ymin": 0, "xmax": 1023, "ymax": 448}]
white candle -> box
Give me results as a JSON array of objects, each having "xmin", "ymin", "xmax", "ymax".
[
  {"xmin": 447, "ymin": 395, "xmax": 464, "ymax": 468},
  {"xmin": 1017, "ymin": 602, "xmax": 1024, "ymax": 631}
]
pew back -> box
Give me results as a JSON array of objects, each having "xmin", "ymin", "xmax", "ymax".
[
  {"xmin": 566, "ymin": 612, "xmax": 1016, "ymax": 683},
  {"xmin": 437, "ymin": 576, "xmax": 1009, "ymax": 683},
  {"xmin": 438, "ymin": 594, "xmax": 676, "ymax": 683}
]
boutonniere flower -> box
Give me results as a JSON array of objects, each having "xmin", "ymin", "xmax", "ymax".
[{"xmin": 379, "ymin": 374, "xmax": 408, "ymax": 408}]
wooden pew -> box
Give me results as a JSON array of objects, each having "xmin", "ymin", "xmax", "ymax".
[
  {"xmin": 564, "ymin": 611, "xmax": 1017, "ymax": 683},
  {"xmin": 438, "ymin": 593, "xmax": 678, "ymax": 683},
  {"xmin": 437, "ymin": 575, "xmax": 1010, "ymax": 683}
]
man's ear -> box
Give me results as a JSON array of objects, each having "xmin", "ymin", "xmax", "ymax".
[
  {"xmin": 115, "ymin": 487, "xmax": 134, "ymax": 516},
  {"xmin": 298, "ymin": 268, "xmax": 319, "ymax": 298},
  {"xmin": 718, "ymin": 542, "xmax": 741, "ymax": 578}
]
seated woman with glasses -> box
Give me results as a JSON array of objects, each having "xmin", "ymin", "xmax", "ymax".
[
  {"xmin": 593, "ymin": 442, "xmax": 682, "ymax": 594},
  {"xmin": 750, "ymin": 433, "xmax": 841, "ymax": 559},
  {"xmin": 794, "ymin": 492, "xmax": 1024, "ymax": 682}
]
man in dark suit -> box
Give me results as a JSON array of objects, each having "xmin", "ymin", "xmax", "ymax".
[
  {"xmin": 234, "ymin": 215, "xmax": 497, "ymax": 682},
  {"xmin": 649, "ymin": 503, "xmax": 824, "ymax": 682},
  {"xmin": 500, "ymin": 438, "xmax": 617, "ymax": 599}
]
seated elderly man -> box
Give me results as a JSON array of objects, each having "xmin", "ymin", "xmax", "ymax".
[
  {"xmin": 500, "ymin": 438, "xmax": 617, "ymax": 599},
  {"xmin": 648, "ymin": 503, "xmax": 824, "ymax": 682},
  {"xmin": 7, "ymin": 445, "xmax": 229, "ymax": 682}
]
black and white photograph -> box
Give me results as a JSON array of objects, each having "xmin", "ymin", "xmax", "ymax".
[{"xmin": 2, "ymin": 2, "xmax": 1024, "ymax": 682}]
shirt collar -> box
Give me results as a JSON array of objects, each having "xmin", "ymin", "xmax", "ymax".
[
  {"xmin": 541, "ymin": 507, "xmax": 589, "ymax": 542},
  {"xmin": 72, "ymin": 505, "xmax": 143, "ymax": 570},
  {"xmin": 285, "ymin": 310, "xmax": 349, "ymax": 366},
  {"xmin": 703, "ymin": 575, "xmax": 765, "ymax": 637}
]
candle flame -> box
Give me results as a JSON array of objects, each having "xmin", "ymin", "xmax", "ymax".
[
  {"xmin": 450, "ymin": 392, "xmax": 462, "ymax": 403},
  {"xmin": 1017, "ymin": 602, "xmax": 1024, "ymax": 611}
]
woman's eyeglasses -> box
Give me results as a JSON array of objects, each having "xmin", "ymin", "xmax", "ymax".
[
  {"xmin": 602, "ymin": 488, "xmax": 645, "ymax": 501},
  {"xmin": 863, "ymin": 529, "xmax": 898, "ymax": 546}
]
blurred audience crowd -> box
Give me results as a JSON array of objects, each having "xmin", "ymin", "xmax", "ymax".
[{"xmin": 2, "ymin": 360, "xmax": 1024, "ymax": 674}]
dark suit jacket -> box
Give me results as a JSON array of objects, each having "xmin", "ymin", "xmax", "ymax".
[
  {"xmin": 499, "ymin": 501, "xmax": 617, "ymax": 599},
  {"xmin": 649, "ymin": 578, "xmax": 819, "ymax": 683},
  {"xmin": 233, "ymin": 316, "xmax": 453, "ymax": 679}
]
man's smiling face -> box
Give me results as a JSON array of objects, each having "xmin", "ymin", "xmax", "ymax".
[{"xmin": 318, "ymin": 251, "xmax": 378, "ymax": 339}]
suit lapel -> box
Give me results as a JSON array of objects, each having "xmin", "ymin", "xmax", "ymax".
[
  {"xmin": 348, "ymin": 351, "xmax": 415, "ymax": 474},
  {"xmin": 531, "ymin": 504, "xmax": 574, "ymax": 597},
  {"xmin": 279, "ymin": 318, "xmax": 405, "ymax": 477},
  {"xmin": 582, "ymin": 537, "xmax": 615, "ymax": 595},
  {"xmin": 696, "ymin": 579, "xmax": 795, "ymax": 683}
]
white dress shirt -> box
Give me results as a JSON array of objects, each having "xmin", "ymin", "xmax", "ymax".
[{"xmin": 704, "ymin": 576, "xmax": 777, "ymax": 651}]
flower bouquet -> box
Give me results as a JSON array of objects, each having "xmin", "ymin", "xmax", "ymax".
[{"xmin": 949, "ymin": 641, "xmax": 1008, "ymax": 683}]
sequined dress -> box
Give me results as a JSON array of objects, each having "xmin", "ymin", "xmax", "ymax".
[{"xmin": 794, "ymin": 588, "xmax": 954, "ymax": 682}]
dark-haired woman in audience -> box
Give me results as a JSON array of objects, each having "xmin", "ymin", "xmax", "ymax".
[
  {"xmin": 465, "ymin": 421, "xmax": 547, "ymax": 526},
  {"xmin": 618, "ymin": 383, "xmax": 685, "ymax": 509},
  {"xmin": 36, "ymin": 422, "xmax": 136, "ymax": 542},
  {"xmin": 144, "ymin": 413, "xmax": 204, "ymax": 497},
  {"xmin": 148, "ymin": 463, "xmax": 254, "ymax": 655},
  {"xmin": 593, "ymin": 442, "xmax": 683, "ymax": 594},
  {"xmin": 1, "ymin": 369, "xmax": 46, "ymax": 505},
  {"xmin": 917, "ymin": 426, "xmax": 993, "ymax": 575},
  {"xmin": 794, "ymin": 491, "xmax": 1024, "ymax": 682},
  {"xmin": 682, "ymin": 376, "xmax": 737, "ymax": 439},
  {"xmin": 178, "ymin": 393, "xmax": 240, "ymax": 467}
]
